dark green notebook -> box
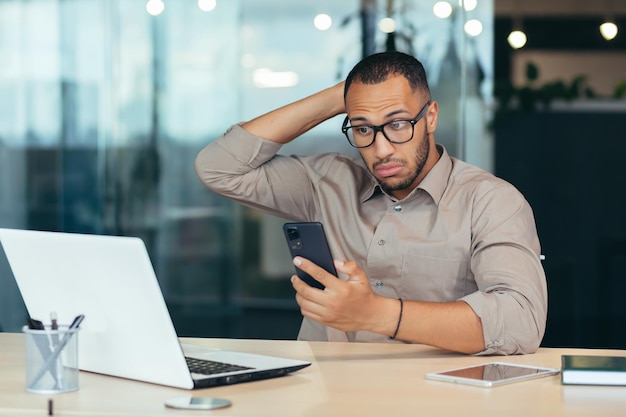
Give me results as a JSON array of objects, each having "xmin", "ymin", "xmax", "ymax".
[{"xmin": 561, "ymin": 355, "xmax": 626, "ymax": 386}]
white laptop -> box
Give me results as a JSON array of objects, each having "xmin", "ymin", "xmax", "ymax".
[{"xmin": 0, "ymin": 228, "xmax": 310, "ymax": 389}]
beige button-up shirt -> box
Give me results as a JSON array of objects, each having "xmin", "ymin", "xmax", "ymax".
[{"xmin": 195, "ymin": 124, "xmax": 548, "ymax": 355}]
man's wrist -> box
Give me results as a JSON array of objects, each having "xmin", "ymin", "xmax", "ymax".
[
  {"xmin": 365, "ymin": 295, "xmax": 404, "ymax": 337},
  {"xmin": 389, "ymin": 298, "xmax": 403, "ymax": 340}
]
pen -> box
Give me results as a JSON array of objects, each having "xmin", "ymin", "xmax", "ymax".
[
  {"xmin": 49, "ymin": 313, "xmax": 60, "ymax": 348},
  {"xmin": 49, "ymin": 312, "xmax": 61, "ymax": 388},
  {"xmin": 49, "ymin": 313, "xmax": 60, "ymax": 352},
  {"xmin": 30, "ymin": 314, "xmax": 85, "ymax": 389},
  {"xmin": 26, "ymin": 317, "xmax": 59, "ymax": 385},
  {"xmin": 68, "ymin": 314, "xmax": 85, "ymax": 329},
  {"xmin": 50, "ymin": 312, "xmax": 58, "ymax": 330}
]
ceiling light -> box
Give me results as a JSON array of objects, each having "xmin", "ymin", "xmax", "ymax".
[
  {"xmin": 464, "ymin": 19, "xmax": 483, "ymax": 37},
  {"xmin": 433, "ymin": 2, "xmax": 453, "ymax": 19},
  {"xmin": 314, "ymin": 14, "xmax": 333, "ymax": 31},
  {"xmin": 463, "ymin": 0, "xmax": 478, "ymax": 12},
  {"xmin": 600, "ymin": 21, "xmax": 618, "ymax": 40},
  {"xmin": 253, "ymin": 68, "xmax": 299, "ymax": 88},
  {"xmin": 198, "ymin": 0, "xmax": 216, "ymax": 12},
  {"xmin": 507, "ymin": 30, "xmax": 527, "ymax": 49},
  {"xmin": 146, "ymin": 0, "xmax": 164, "ymax": 16},
  {"xmin": 378, "ymin": 18, "xmax": 396, "ymax": 34}
]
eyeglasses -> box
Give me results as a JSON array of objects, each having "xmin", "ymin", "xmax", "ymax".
[{"xmin": 341, "ymin": 101, "xmax": 431, "ymax": 148}]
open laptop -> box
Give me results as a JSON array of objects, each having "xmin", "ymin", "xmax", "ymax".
[{"xmin": 0, "ymin": 228, "xmax": 310, "ymax": 389}]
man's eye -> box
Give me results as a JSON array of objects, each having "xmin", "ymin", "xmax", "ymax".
[
  {"xmin": 387, "ymin": 120, "xmax": 409, "ymax": 130},
  {"xmin": 354, "ymin": 126, "xmax": 372, "ymax": 135}
]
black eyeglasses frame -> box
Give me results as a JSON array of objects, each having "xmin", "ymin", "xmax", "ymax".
[{"xmin": 341, "ymin": 101, "xmax": 432, "ymax": 149}]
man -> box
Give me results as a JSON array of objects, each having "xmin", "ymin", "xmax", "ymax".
[{"xmin": 195, "ymin": 51, "xmax": 547, "ymax": 355}]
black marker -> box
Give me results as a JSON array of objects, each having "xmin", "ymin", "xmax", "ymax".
[{"xmin": 26, "ymin": 317, "xmax": 45, "ymax": 330}]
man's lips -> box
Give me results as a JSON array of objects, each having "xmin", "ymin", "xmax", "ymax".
[{"xmin": 375, "ymin": 163, "xmax": 404, "ymax": 177}]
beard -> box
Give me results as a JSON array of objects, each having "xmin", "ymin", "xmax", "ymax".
[{"xmin": 373, "ymin": 126, "xmax": 430, "ymax": 196}]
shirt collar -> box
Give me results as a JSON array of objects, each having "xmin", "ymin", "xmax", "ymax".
[
  {"xmin": 359, "ymin": 169, "xmax": 380, "ymax": 203},
  {"xmin": 359, "ymin": 145, "xmax": 452, "ymax": 206},
  {"xmin": 416, "ymin": 144, "xmax": 450, "ymax": 206}
]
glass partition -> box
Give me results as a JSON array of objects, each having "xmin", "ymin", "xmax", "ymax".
[{"xmin": 0, "ymin": 0, "xmax": 493, "ymax": 337}]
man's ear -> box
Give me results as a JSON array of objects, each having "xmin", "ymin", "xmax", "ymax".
[{"xmin": 426, "ymin": 101, "xmax": 438, "ymax": 134}]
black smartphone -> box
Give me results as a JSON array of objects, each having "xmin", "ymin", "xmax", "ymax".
[{"xmin": 282, "ymin": 222, "xmax": 337, "ymax": 290}]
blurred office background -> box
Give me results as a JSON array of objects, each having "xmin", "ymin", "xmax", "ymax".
[{"xmin": 0, "ymin": 0, "xmax": 624, "ymax": 349}]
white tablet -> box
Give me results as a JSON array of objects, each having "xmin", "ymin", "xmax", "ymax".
[{"xmin": 425, "ymin": 362, "xmax": 560, "ymax": 387}]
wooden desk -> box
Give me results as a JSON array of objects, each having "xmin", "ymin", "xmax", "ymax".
[{"xmin": 1, "ymin": 332, "xmax": 625, "ymax": 416}]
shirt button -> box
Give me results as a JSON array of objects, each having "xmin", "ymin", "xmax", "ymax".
[
  {"xmin": 394, "ymin": 204, "xmax": 402, "ymax": 212},
  {"xmin": 375, "ymin": 280, "xmax": 383, "ymax": 288},
  {"xmin": 378, "ymin": 239, "xmax": 385, "ymax": 246}
]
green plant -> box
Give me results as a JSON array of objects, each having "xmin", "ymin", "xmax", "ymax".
[{"xmin": 493, "ymin": 61, "xmax": 625, "ymax": 127}]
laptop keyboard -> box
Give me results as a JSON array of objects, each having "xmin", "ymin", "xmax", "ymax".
[{"xmin": 185, "ymin": 357, "xmax": 253, "ymax": 376}]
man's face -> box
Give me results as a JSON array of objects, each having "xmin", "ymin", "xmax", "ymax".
[{"xmin": 344, "ymin": 75, "xmax": 438, "ymax": 200}]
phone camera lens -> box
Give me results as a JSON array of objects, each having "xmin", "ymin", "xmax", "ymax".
[{"xmin": 287, "ymin": 228, "xmax": 300, "ymax": 240}]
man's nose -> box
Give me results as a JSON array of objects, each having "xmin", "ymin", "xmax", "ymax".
[{"xmin": 372, "ymin": 130, "xmax": 394, "ymax": 158}]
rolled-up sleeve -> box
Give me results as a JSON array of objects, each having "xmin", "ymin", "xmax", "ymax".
[
  {"xmin": 195, "ymin": 124, "xmax": 282, "ymax": 192},
  {"xmin": 461, "ymin": 184, "xmax": 548, "ymax": 355},
  {"xmin": 194, "ymin": 124, "xmax": 335, "ymax": 221}
]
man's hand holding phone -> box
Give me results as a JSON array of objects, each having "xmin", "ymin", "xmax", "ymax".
[
  {"xmin": 290, "ymin": 256, "xmax": 397, "ymax": 335},
  {"xmin": 283, "ymin": 222, "xmax": 400, "ymax": 336}
]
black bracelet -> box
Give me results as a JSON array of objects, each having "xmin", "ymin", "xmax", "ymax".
[{"xmin": 390, "ymin": 298, "xmax": 403, "ymax": 340}]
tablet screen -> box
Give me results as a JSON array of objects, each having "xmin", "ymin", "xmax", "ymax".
[{"xmin": 425, "ymin": 362, "xmax": 560, "ymax": 387}]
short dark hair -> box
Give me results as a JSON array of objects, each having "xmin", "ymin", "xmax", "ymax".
[{"xmin": 344, "ymin": 51, "xmax": 430, "ymax": 99}]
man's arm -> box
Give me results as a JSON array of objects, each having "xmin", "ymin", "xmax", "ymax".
[
  {"xmin": 291, "ymin": 257, "xmax": 485, "ymax": 354},
  {"xmin": 241, "ymin": 82, "xmax": 345, "ymax": 144},
  {"xmin": 290, "ymin": 180, "xmax": 547, "ymax": 355},
  {"xmin": 194, "ymin": 82, "xmax": 347, "ymax": 220},
  {"xmin": 391, "ymin": 300, "xmax": 484, "ymax": 353}
]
